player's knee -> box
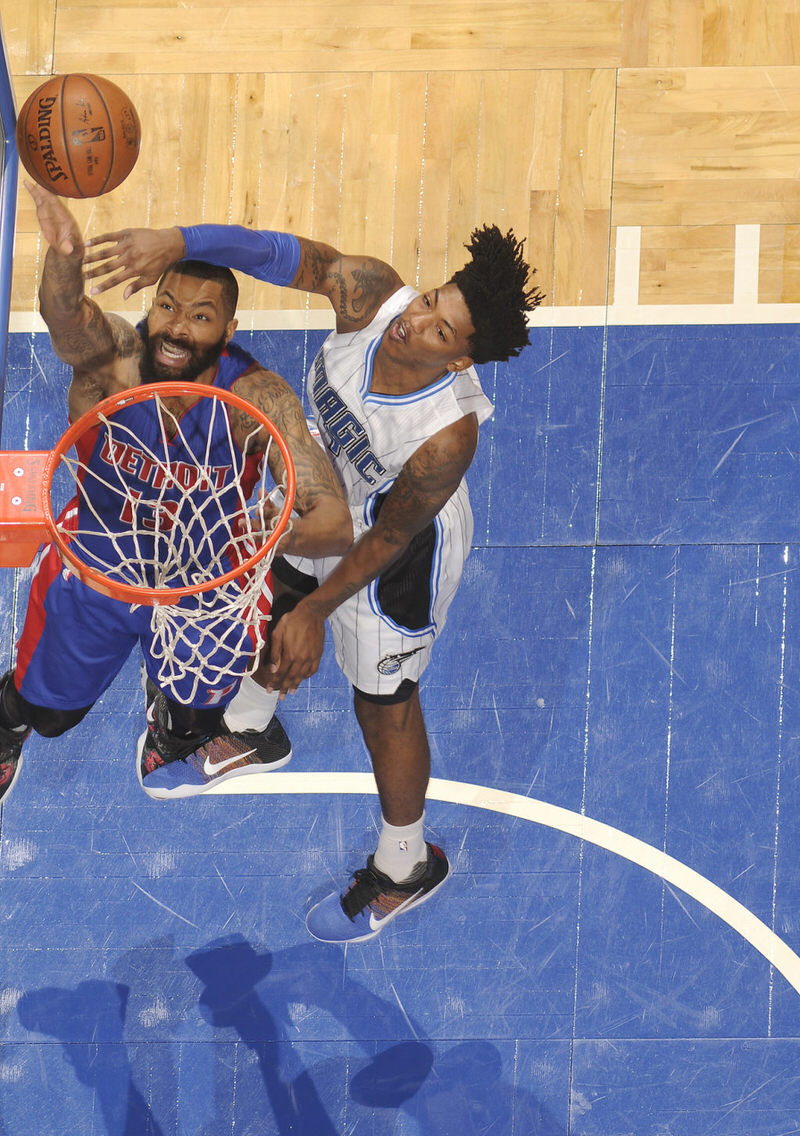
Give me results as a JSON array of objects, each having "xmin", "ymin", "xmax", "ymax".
[
  {"xmin": 28, "ymin": 704, "xmax": 92, "ymax": 738},
  {"xmin": 0, "ymin": 669, "xmax": 92, "ymax": 737}
]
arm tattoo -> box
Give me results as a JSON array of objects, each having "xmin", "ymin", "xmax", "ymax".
[
  {"xmin": 107, "ymin": 314, "xmax": 140, "ymax": 360},
  {"xmin": 49, "ymin": 300, "xmax": 121, "ymax": 367},
  {"xmin": 233, "ymin": 370, "xmax": 343, "ymax": 505},
  {"xmin": 375, "ymin": 421, "xmax": 478, "ymax": 547},
  {"xmin": 330, "ymin": 259, "xmax": 398, "ymax": 323},
  {"xmin": 297, "ymin": 239, "xmax": 401, "ymax": 325},
  {"xmin": 299, "ymin": 241, "xmax": 334, "ymax": 292},
  {"xmin": 348, "ymin": 262, "xmax": 396, "ymax": 319}
]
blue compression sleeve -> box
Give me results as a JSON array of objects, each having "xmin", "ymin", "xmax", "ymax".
[{"xmin": 179, "ymin": 224, "xmax": 301, "ymax": 286}]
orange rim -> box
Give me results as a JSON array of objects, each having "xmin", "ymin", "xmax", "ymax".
[{"xmin": 41, "ymin": 381, "xmax": 296, "ymax": 605}]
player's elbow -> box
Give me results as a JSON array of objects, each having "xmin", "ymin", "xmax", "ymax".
[{"xmin": 326, "ymin": 502, "xmax": 354, "ymax": 554}]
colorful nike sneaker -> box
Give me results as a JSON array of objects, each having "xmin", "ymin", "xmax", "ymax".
[
  {"xmin": 0, "ymin": 721, "xmax": 30, "ymax": 805},
  {"xmin": 137, "ymin": 695, "xmax": 292, "ymax": 800},
  {"xmin": 305, "ymin": 842, "xmax": 450, "ymax": 943}
]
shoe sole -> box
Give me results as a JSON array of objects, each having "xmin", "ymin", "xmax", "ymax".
[
  {"xmin": 306, "ymin": 858, "xmax": 451, "ymax": 944},
  {"xmin": 136, "ymin": 730, "xmax": 292, "ymax": 800},
  {"xmin": 0, "ymin": 750, "xmax": 23, "ymax": 807}
]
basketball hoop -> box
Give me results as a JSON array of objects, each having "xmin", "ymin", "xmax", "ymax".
[{"xmin": 0, "ymin": 381, "xmax": 296, "ymax": 703}]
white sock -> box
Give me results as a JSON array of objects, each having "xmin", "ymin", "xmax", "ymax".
[
  {"xmin": 373, "ymin": 814, "xmax": 427, "ymax": 883},
  {"xmin": 223, "ymin": 675, "xmax": 279, "ymax": 733}
]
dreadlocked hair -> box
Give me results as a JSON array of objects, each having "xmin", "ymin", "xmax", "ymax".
[{"xmin": 449, "ymin": 225, "xmax": 544, "ymax": 365}]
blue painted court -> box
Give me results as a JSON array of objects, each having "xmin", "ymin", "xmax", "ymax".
[{"xmin": 0, "ymin": 321, "xmax": 798, "ymax": 1133}]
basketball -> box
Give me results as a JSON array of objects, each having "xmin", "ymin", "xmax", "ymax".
[{"xmin": 15, "ymin": 74, "xmax": 141, "ymax": 198}]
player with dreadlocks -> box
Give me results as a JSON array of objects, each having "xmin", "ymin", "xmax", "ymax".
[{"xmin": 85, "ymin": 218, "xmax": 544, "ymax": 942}]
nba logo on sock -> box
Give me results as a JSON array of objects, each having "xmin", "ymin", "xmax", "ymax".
[{"xmin": 399, "ymin": 840, "xmax": 408, "ymax": 852}]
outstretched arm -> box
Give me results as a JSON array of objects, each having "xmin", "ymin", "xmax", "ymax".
[
  {"xmin": 84, "ymin": 223, "xmax": 404, "ymax": 331},
  {"xmin": 267, "ymin": 413, "xmax": 479, "ymax": 694},
  {"xmin": 26, "ymin": 181, "xmax": 133, "ymax": 416}
]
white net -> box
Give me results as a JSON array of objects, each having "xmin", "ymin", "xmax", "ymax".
[{"xmin": 51, "ymin": 388, "xmax": 291, "ymax": 704}]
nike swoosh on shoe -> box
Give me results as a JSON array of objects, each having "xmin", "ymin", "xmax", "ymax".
[
  {"xmin": 203, "ymin": 748, "xmax": 256, "ymax": 776},
  {"xmin": 368, "ymin": 889, "xmax": 423, "ymax": 931}
]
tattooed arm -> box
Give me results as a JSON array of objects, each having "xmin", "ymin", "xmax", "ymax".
[
  {"xmin": 266, "ymin": 413, "xmax": 480, "ymax": 694},
  {"xmin": 84, "ymin": 223, "xmax": 404, "ymax": 331},
  {"xmin": 27, "ymin": 182, "xmax": 137, "ymax": 418},
  {"xmin": 290, "ymin": 238, "xmax": 404, "ymax": 331},
  {"xmin": 234, "ymin": 368, "xmax": 352, "ymax": 558}
]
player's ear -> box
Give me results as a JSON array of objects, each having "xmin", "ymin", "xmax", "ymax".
[
  {"xmin": 447, "ymin": 353, "xmax": 474, "ymax": 373},
  {"xmin": 224, "ymin": 318, "xmax": 238, "ymax": 344}
]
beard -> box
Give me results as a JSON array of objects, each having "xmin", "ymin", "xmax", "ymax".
[{"xmin": 139, "ymin": 326, "xmax": 228, "ymax": 384}]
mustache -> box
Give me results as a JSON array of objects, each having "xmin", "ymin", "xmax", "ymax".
[{"xmin": 156, "ymin": 333, "xmax": 192, "ymax": 350}]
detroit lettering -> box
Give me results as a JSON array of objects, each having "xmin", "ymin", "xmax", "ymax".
[
  {"xmin": 100, "ymin": 435, "xmax": 230, "ymax": 491},
  {"xmin": 31, "ymin": 97, "xmax": 69, "ymax": 185},
  {"xmin": 312, "ymin": 355, "xmax": 386, "ymax": 484}
]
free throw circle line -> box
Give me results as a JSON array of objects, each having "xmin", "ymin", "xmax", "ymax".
[{"xmin": 208, "ymin": 771, "xmax": 800, "ymax": 996}]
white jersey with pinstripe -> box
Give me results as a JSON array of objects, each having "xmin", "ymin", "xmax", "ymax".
[{"xmin": 288, "ymin": 284, "xmax": 494, "ymax": 696}]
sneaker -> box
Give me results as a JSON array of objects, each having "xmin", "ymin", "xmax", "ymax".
[
  {"xmin": 0, "ymin": 722, "xmax": 31, "ymax": 806},
  {"xmin": 137, "ymin": 695, "xmax": 292, "ymax": 800},
  {"xmin": 306, "ymin": 842, "xmax": 450, "ymax": 944}
]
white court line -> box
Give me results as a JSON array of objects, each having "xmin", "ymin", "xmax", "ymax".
[
  {"xmin": 613, "ymin": 226, "xmax": 641, "ymax": 307},
  {"xmin": 10, "ymin": 301, "xmax": 800, "ymax": 334},
  {"xmin": 734, "ymin": 225, "xmax": 761, "ymax": 306},
  {"xmin": 6, "ymin": 221, "xmax": 782, "ymax": 332},
  {"xmin": 208, "ymin": 771, "xmax": 800, "ymax": 997}
]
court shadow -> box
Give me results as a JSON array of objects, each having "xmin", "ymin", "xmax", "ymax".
[
  {"xmin": 190, "ymin": 936, "xmax": 562, "ymax": 1134},
  {"xmin": 186, "ymin": 937, "xmax": 340, "ymax": 1135},
  {"xmin": 16, "ymin": 980, "xmax": 166, "ymax": 1136},
  {"xmin": 13, "ymin": 936, "xmax": 562, "ymax": 1133},
  {"xmin": 351, "ymin": 1039, "xmax": 564, "ymax": 1134}
]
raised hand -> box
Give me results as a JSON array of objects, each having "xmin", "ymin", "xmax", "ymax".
[
  {"xmin": 24, "ymin": 180, "xmax": 81, "ymax": 257},
  {"xmin": 83, "ymin": 226, "xmax": 186, "ymax": 298}
]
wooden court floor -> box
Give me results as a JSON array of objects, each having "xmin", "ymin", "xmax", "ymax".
[{"xmin": 5, "ymin": 0, "xmax": 800, "ymax": 318}]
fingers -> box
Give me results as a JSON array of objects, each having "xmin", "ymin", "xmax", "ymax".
[
  {"xmin": 264, "ymin": 658, "xmax": 317, "ymax": 697},
  {"xmin": 83, "ymin": 255, "xmax": 150, "ymax": 297},
  {"xmin": 23, "ymin": 178, "xmax": 52, "ymax": 204},
  {"xmin": 263, "ymin": 619, "xmax": 322, "ymax": 696},
  {"xmin": 24, "ymin": 181, "xmax": 77, "ymax": 256},
  {"xmin": 82, "ymin": 234, "xmax": 143, "ymax": 295},
  {"xmin": 87, "ymin": 272, "xmax": 146, "ymax": 298},
  {"xmin": 84, "ymin": 230, "xmax": 129, "ymax": 249}
]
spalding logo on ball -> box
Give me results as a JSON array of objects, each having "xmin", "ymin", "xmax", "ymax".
[{"xmin": 16, "ymin": 74, "xmax": 141, "ymax": 199}]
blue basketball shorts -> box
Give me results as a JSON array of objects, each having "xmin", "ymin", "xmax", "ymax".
[{"xmin": 14, "ymin": 540, "xmax": 260, "ymax": 710}]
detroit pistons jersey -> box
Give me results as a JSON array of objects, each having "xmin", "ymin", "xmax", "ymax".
[
  {"xmin": 15, "ymin": 339, "xmax": 268, "ymax": 711},
  {"xmin": 69, "ymin": 339, "xmax": 263, "ymax": 589},
  {"xmin": 296, "ymin": 285, "xmax": 494, "ymax": 696}
]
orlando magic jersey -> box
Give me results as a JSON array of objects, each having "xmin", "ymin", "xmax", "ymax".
[
  {"xmin": 292, "ymin": 285, "xmax": 494, "ymax": 696},
  {"xmin": 309, "ymin": 285, "xmax": 493, "ymax": 517}
]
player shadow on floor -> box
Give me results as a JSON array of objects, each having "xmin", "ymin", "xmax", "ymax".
[
  {"xmin": 187, "ymin": 935, "xmax": 564, "ymax": 1134},
  {"xmin": 13, "ymin": 934, "xmax": 564, "ymax": 1134},
  {"xmin": 16, "ymin": 980, "xmax": 167, "ymax": 1136}
]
